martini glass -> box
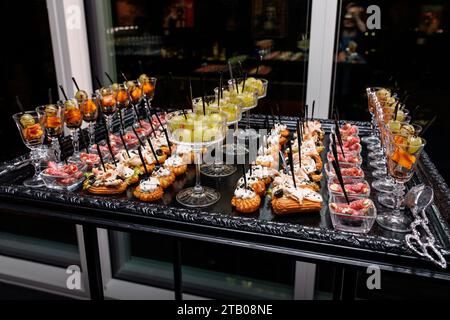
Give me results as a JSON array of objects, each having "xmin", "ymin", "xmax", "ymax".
[
  {"xmin": 192, "ymin": 96, "xmax": 242, "ymax": 177},
  {"xmin": 13, "ymin": 111, "xmax": 46, "ymax": 187},
  {"xmin": 214, "ymin": 86, "xmax": 248, "ymax": 158},
  {"xmin": 377, "ymin": 134, "xmax": 427, "ymax": 232},
  {"xmin": 167, "ymin": 109, "xmax": 228, "ymax": 207},
  {"xmin": 228, "ymin": 78, "xmax": 259, "ymax": 141},
  {"xmin": 36, "ymin": 104, "xmax": 65, "ymax": 162},
  {"xmin": 63, "ymin": 99, "xmax": 83, "ymax": 158}
]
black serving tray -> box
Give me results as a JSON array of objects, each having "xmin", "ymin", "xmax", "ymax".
[{"xmin": 0, "ymin": 116, "xmax": 449, "ymax": 263}]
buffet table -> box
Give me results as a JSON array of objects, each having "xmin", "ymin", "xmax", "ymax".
[{"xmin": 0, "ymin": 115, "xmax": 449, "ymax": 300}]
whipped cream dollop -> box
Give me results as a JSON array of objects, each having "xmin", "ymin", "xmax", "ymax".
[
  {"xmin": 165, "ymin": 155, "xmax": 184, "ymax": 167},
  {"xmin": 234, "ymin": 187, "xmax": 256, "ymax": 199},
  {"xmin": 237, "ymin": 175, "xmax": 259, "ymax": 188},
  {"xmin": 251, "ymin": 165, "xmax": 275, "ymax": 180},
  {"xmin": 140, "ymin": 178, "xmax": 160, "ymax": 193},
  {"xmin": 153, "ymin": 167, "xmax": 172, "ymax": 177}
]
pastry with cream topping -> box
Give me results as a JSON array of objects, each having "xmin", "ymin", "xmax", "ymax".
[
  {"xmin": 231, "ymin": 187, "xmax": 262, "ymax": 214},
  {"xmin": 151, "ymin": 167, "xmax": 176, "ymax": 189},
  {"xmin": 164, "ymin": 155, "xmax": 188, "ymax": 176},
  {"xmin": 133, "ymin": 177, "xmax": 164, "ymax": 202}
]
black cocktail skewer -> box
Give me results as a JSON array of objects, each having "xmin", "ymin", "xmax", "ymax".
[
  {"xmin": 242, "ymin": 164, "xmax": 248, "ymax": 190},
  {"xmin": 96, "ymin": 143, "xmax": 106, "ymax": 172},
  {"xmin": 311, "ymin": 101, "xmax": 316, "ymax": 121},
  {"xmin": 287, "ymin": 138, "xmax": 297, "ymax": 189},
  {"xmin": 105, "ymin": 72, "xmax": 114, "ymax": 85},
  {"xmin": 105, "ymin": 131, "xmax": 117, "ymax": 167},
  {"xmin": 59, "ymin": 85, "xmax": 69, "ymax": 101},
  {"xmin": 72, "ymin": 77, "xmax": 81, "ymax": 92},
  {"xmin": 48, "ymin": 88, "xmax": 53, "ymax": 104},
  {"xmin": 137, "ymin": 146, "xmax": 149, "ymax": 177},
  {"xmin": 119, "ymin": 130, "xmax": 130, "ymax": 158},
  {"xmin": 297, "ymin": 120, "xmax": 302, "ymax": 169},
  {"xmin": 94, "ymin": 76, "xmax": 103, "ymax": 89},
  {"xmin": 146, "ymin": 137, "xmax": 160, "ymax": 167},
  {"xmin": 132, "ymin": 126, "xmax": 144, "ymax": 147},
  {"xmin": 333, "ymin": 116, "xmax": 346, "ymax": 158},
  {"xmin": 332, "ymin": 160, "xmax": 350, "ymax": 205}
]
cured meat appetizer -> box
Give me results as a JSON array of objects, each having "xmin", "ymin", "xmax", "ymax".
[
  {"xmin": 328, "ymin": 179, "xmax": 370, "ymax": 197},
  {"xmin": 335, "ymin": 123, "xmax": 359, "ymax": 138},
  {"xmin": 327, "ymin": 152, "xmax": 362, "ymax": 165},
  {"xmin": 330, "ymin": 199, "xmax": 375, "ymax": 217},
  {"xmin": 325, "ymin": 164, "xmax": 364, "ymax": 179},
  {"xmin": 42, "ymin": 162, "xmax": 86, "ymax": 188}
]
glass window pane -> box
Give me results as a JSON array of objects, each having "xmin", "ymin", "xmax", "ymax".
[
  {"xmin": 332, "ymin": 0, "xmax": 450, "ymax": 182},
  {"xmin": 1, "ymin": 0, "xmax": 59, "ymax": 162},
  {"xmin": 0, "ymin": 0, "xmax": 79, "ymax": 269},
  {"xmin": 109, "ymin": 231, "xmax": 296, "ymax": 299},
  {"xmin": 86, "ymin": 0, "xmax": 312, "ymax": 116},
  {"xmin": 0, "ymin": 212, "xmax": 80, "ymax": 268}
]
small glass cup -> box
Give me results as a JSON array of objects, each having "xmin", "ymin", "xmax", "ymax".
[
  {"xmin": 37, "ymin": 104, "xmax": 65, "ymax": 162},
  {"xmin": 126, "ymin": 80, "xmax": 144, "ymax": 128},
  {"xmin": 98, "ymin": 87, "xmax": 117, "ymax": 133},
  {"xmin": 63, "ymin": 99, "xmax": 83, "ymax": 157},
  {"xmin": 13, "ymin": 111, "xmax": 46, "ymax": 187},
  {"xmin": 377, "ymin": 134, "xmax": 427, "ymax": 233},
  {"xmin": 329, "ymin": 195, "xmax": 377, "ymax": 234},
  {"xmin": 80, "ymin": 95, "xmax": 99, "ymax": 147}
]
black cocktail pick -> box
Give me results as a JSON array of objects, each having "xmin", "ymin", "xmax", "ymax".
[
  {"xmin": 287, "ymin": 138, "xmax": 297, "ymax": 189},
  {"xmin": 297, "ymin": 119, "xmax": 302, "ymax": 169},
  {"xmin": 132, "ymin": 125, "xmax": 145, "ymax": 148},
  {"xmin": 104, "ymin": 131, "xmax": 117, "ymax": 167},
  {"xmin": 119, "ymin": 129, "xmax": 130, "ymax": 158},
  {"xmin": 96, "ymin": 143, "xmax": 106, "ymax": 172},
  {"xmin": 48, "ymin": 88, "xmax": 53, "ymax": 104},
  {"xmin": 146, "ymin": 137, "xmax": 160, "ymax": 167},
  {"xmin": 105, "ymin": 72, "xmax": 114, "ymax": 85},
  {"xmin": 242, "ymin": 164, "xmax": 248, "ymax": 189},
  {"xmin": 332, "ymin": 160, "xmax": 350, "ymax": 205},
  {"xmin": 72, "ymin": 77, "xmax": 81, "ymax": 92},
  {"xmin": 311, "ymin": 101, "xmax": 316, "ymax": 121},
  {"xmin": 59, "ymin": 85, "xmax": 69, "ymax": 101},
  {"xmin": 137, "ymin": 146, "xmax": 149, "ymax": 177},
  {"xmin": 333, "ymin": 116, "xmax": 346, "ymax": 158},
  {"xmin": 94, "ymin": 76, "xmax": 103, "ymax": 89}
]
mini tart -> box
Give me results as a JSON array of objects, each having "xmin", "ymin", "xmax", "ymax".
[
  {"xmin": 167, "ymin": 164, "xmax": 188, "ymax": 177},
  {"xmin": 246, "ymin": 180, "xmax": 266, "ymax": 197},
  {"xmin": 272, "ymin": 197, "xmax": 322, "ymax": 215},
  {"xmin": 133, "ymin": 185, "xmax": 164, "ymax": 202},
  {"xmin": 154, "ymin": 171, "xmax": 176, "ymax": 189},
  {"xmin": 88, "ymin": 182, "xmax": 128, "ymax": 195},
  {"xmin": 126, "ymin": 175, "xmax": 140, "ymax": 186},
  {"xmin": 231, "ymin": 195, "xmax": 261, "ymax": 214}
]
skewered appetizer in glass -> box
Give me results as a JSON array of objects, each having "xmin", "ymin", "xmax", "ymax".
[
  {"xmin": 193, "ymin": 95, "xmax": 243, "ymax": 178},
  {"xmin": 64, "ymin": 99, "xmax": 83, "ymax": 158},
  {"xmin": 98, "ymin": 87, "xmax": 117, "ymax": 133},
  {"xmin": 41, "ymin": 161, "xmax": 87, "ymax": 191},
  {"xmin": 231, "ymin": 187, "xmax": 262, "ymax": 214},
  {"xmin": 37, "ymin": 104, "xmax": 65, "ymax": 162},
  {"xmin": 140, "ymin": 74, "xmax": 157, "ymax": 111},
  {"xmin": 329, "ymin": 196, "xmax": 377, "ymax": 234},
  {"xmin": 80, "ymin": 95, "xmax": 99, "ymax": 147},
  {"xmin": 328, "ymin": 177, "xmax": 370, "ymax": 198},
  {"xmin": 12, "ymin": 111, "xmax": 46, "ymax": 188},
  {"xmin": 126, "ymin": 80, "xmax": 143, "ymax": 128},
  {"xmin": 113, "ymin": 84, "xmax": 130, "ymax": 130},
  {"xmin": 167, "ymin": 109, "xmax": 228, "ymax": 208},
  {"xmin": 133, "ymin": 177, "xmax": 164, "ymax": 202}
]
